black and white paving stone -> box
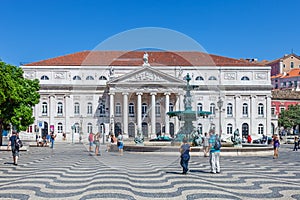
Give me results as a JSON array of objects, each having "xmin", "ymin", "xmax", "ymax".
[{"xmin": 0, "ymin": 143, "xmax": 299, "ymax": 200}]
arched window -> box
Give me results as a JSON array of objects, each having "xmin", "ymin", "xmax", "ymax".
[
  {"xmin": 197, "ymin": 123, "xmax": 203, "ymax": 134},
  {"xmin": 208, "ymin": 76, "xmax": 217, "ymax": 80},
  {"xmin": 42, "ymin": 102, "xmax": 48, "ymax": 115},
  {"xmin": 129, "ymin": 103, "xmax": 135, "ymax": 116},
  {"xmin": 73, "ymin": 75, "xmax": 81, "ymax": 80},
  {"xmin": 197, "ymin": 103, "xmax": 203, "ymax": 112},
  {"xmin": 210, "ymin": 103, "xmax": 216, "ymax": 115},
  {"xmin": 57, "ymin": 102, "xmax": 63, "ymax": 115},
  {"xmin": 227, "ymin": 124, "xmax": 233, "ymax": 134},
  {"xmin": 74, "ymin": 123, "xmax": 80, "ymax": 134},
  {"xmin": 258, "ymin": 103, "xmax": 264, "ymax": 116},
  {"xmin": 241, "ymin": 76, "xmax": 250, "ymax": 80},
  {"xmin": 87, "ymin": 123, "xmax": 93, "ymax": 133},
  {"xmin": 99, "ymin": 102, "xmax": 105, "ymax": 116},
  {"xmin": 227, "ymin": 103, "xmax": 233, "ymax": 116},
  {"xmin": 74, "ymin": 102, "xmax": 80, "ymax": 115},
  {"xmin": 169, "ymin": 103, "xmax": 174, "ymax": 112},
  {"xmin": 242, "ymin": 123, "xmax": 249, "ymax": 137},
  {"xmin": 155, "ymin": 102, "xmax": 161, "ymax": 116},
  {"xmin": 115, "ymin": 103, "xmax": 121, "ymax": 116},
  {"xmin": 41, "ymin": 75, "xmax": 49, "ymax": 80},
  {"xmin": 258, "ymin": 124, "xmax": 264, "ymax": 134},
  {"xmin": 58, "ymin": 122, "xmax": 63, "ymax": 133},
  {"xmin": 242, "ymin": 103, "xmax": 248, "ymax": 117},
  {"xmin": 87, "ymin": 102, "xmax": 93, "ymax": 115},
  {"xmin": 86, "ymin": 76, "xmax": 94, "ymax": 80},
  {"xmin": 99, "ymin": 76, "xmax": 107, "ymax": 80},
  {"xmin": 142, "ymin": 103, "xmax": 147, "ymax": 117},
  {"xmin": 195, "ymin": 76, "xmax": 204, "ymax": 81}
]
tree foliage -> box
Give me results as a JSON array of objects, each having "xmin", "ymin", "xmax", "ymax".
[
  {"xmin": 278, "ymin": 104, "xmax": 300, "ymax": 129},
  {"xmin": 0, "ymin": 61, "xmax": 40, "ymax": 145}
]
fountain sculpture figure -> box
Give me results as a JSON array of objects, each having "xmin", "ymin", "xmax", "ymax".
[{"xmin": 167, "ymin": 73, "xmax": 211, "ymax": 145}]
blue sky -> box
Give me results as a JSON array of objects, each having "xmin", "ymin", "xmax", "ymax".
[{"xmin": 0, "ymin": 0, "xmax": 299, "ymax": 66}]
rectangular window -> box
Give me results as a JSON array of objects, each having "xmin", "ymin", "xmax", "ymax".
[
  {"xmin": 271, "ymin": 107, "xmax": 275, "ymax": 115},
  {"xmin": 115, "ymin": 103, "xmax": 121, "ymax": 116},
  {"xmin": 87, "ymin": 103, "xmax": 93, "ymax": 115}
]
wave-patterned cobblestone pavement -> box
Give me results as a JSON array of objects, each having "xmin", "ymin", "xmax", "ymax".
[{"xmin": 0, "ymin": 143, "xmax": 299, "ymax": 200}]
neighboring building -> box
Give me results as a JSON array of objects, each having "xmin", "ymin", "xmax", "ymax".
[
  {"xmin": 271, "ymin": 68, "xmax": 300, "ymax": 90},
  {"xmin": 21, "ymin": 51, "xmax": 273, "ymax": 141},
  {"xmin": 271, "ymin": 90, "xmax": 300, "ymax": 134},
  {"xmin": 268, "ymin": 53, "xmax": 300, "ymax": 76}
]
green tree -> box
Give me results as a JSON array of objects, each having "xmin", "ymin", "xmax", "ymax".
[
  {"xmin": 0, "ymin": 61, "xmax": 40, "ymax": 145},
  {"xmin": 278, "ymin": 104, "xmax": 300, "ymax": 131}
]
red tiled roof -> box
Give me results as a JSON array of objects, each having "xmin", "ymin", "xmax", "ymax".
[
  {"xmin": 24, "ymin": 51, "xmax": 264, "ymax": 66},
  {"xmin": 282, "ymin": 68, "xmax": 300, "ymax": 78}
]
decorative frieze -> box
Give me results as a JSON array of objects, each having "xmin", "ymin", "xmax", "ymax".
[
  {"xmin": 54, "ymin": 72, "xmax": 66, "ymax": 79},
  {"xmin": 224, "ymin": 72, "xmax": 236, "ymax": 80},
  {"xmin": 255, "ymin": 72, "xmax": 267, "ymax": 80},
  {"xmin": 24, "ymin": 71, "xmax": 35, "ymax": 79}
]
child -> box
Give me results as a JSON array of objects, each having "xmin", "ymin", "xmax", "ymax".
[{"xmin": 179, "ymin": 137, "xmax": 191, "ymax": 175}]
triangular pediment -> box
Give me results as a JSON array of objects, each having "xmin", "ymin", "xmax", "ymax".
[{"xmin": 108, "ymin": 66, "xmax": 186, "ymax": 87}]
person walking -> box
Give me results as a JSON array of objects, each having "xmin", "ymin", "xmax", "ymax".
[
  {"xmin": 209, "ymin": 129, "xmax": 221, "ymax": 174},
  {"xmin": 273, "ymin": 134, "xmax": 280, "ymax": 159},
  {"xmin": 50, "ymin": 132, "xmax": 56, "ymax": 149},
  {"xmin": 202, "ymin": 132, "xmax": 210, "ymax": 157},
  {"xmin": 94, "ymin": 132, "xmax": 101, "ymax": 156},
  {"xmin": 117, "ymin": 133, "xmax": 124, "ymax": 155},
  {"xmin": 293, "ymin": 136, "xmax": 299, "ymax": 151},
  {"xmin": 7, "ymin": 131, "xmax": 20, "ymax": 166},
  {"xmin": 88, "ymin": 132, "xmax": 94, "ymax": 152},
  {"xmin": 179, "ymin": 137, "xmax": 191, "ymax": 175}
]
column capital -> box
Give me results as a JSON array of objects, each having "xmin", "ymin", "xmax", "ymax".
[
  {"xmin": 150, "ymin": 92, "xmax": 157, "ymax": 96},
  {"xmin": 164, "ymin": 92, "xmax": 171, "ymax": 96},
  {"xmin": 122, "ymin": 92, "xmax": 129, "ymax": 96},
  {"xmin": 136, "ymin": 92, "xmax": 143, "ymax": 96},
  {"xmin": 109, "ymin": 92, "xmax": 115, "ymax": 96}
]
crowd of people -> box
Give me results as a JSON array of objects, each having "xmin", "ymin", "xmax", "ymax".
[{"xmin": 6, "ymin": 129, "xmax": 294, "ymax": 172}]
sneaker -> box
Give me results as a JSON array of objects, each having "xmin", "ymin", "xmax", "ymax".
[{"xmin": 210, "ymin": 171, "xmax": 216, "ymax": 174}]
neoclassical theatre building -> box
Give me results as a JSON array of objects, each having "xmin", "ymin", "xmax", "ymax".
[{"xmin": 21, "ymin": 51, "xmax": 273, "ymax": 141}]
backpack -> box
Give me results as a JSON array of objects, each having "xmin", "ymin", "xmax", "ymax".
[
  {"xmin": 214, "ymin": 136, "xmax": 221, "ymax": 150},
  {"xmin": 15, "ymin": 138, "xmax": 23, "ymax": 148}
]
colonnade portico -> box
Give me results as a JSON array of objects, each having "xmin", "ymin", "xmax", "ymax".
[{"xmin": 108, "ymin": 90, "xmax": 182, "ymax": 138}]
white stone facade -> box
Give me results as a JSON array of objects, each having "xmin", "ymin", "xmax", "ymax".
[{"xmin": 21, "ymin": 51, "xmax": 272, "ymax": 142}]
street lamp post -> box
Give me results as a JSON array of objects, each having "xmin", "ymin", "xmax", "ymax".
[
  {"xmin": 71, "ymin": 124, "xmax": 75, "ymax": 144},
  {"xmin": 217, "ymin": 97, "xmax": 223, "ymax": 136},
  {"xmin": 79, "ymin": 115, "xmax": 83, "ymax": 143}
]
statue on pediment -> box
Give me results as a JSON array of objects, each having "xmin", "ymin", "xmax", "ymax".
[{"xmin": 143, "ymin": 52, "xmax": 150, "ymax": 66}]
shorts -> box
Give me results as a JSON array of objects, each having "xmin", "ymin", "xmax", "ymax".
[
  {"xmin": 12, "ymin": 148, "xmax": 19, "ymax": 157},
  {"xmin": 94, "ymin": 141, "xmax": 100, "ymax": 147},
  {"xmin": 118, "ymin": 142, "xmax": 123, "ymax": 149},
  {"xmin": 89, "ymin": 142, "xmax": 93, "ymax": 146}
]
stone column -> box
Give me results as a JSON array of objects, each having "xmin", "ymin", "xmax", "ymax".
[
  {"xmin": 266, "ymin": 95, "xmax": 272, "ymax": 137},
  {"xmin": 174, "ymin": 94, "xmax": 180, "ymax": 136},
  {"xmin": 250, "ymin": 95, "xmax": 256, "ymax": 136},
  {"xmin": 122, "ymin": 92, "xmax": 129, "ymax": 137},
  {"xmin": 64, "ymin": 95, "xmax": 71, "ymax": 134},
  {"xmin": 150, "ymin": 92, "xmax": 157, "ymax": 138},
  {"xmin": 136, "ymin": 92, "xmax": 143, "ymax": 135},
  {"xmin": 234, "ymin": 95, "xmax": 241, "ymax": 129},
  {"xmin": 164, "ymin": 92, "xmax": 170, "ymax": 136},
  {"xmin": 49, "ymin": 95, "xmax": 55, "ymax": 130},
  {"xmin": 109, "ymin": 92, "xmax": 115, "ymax": 134}
]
